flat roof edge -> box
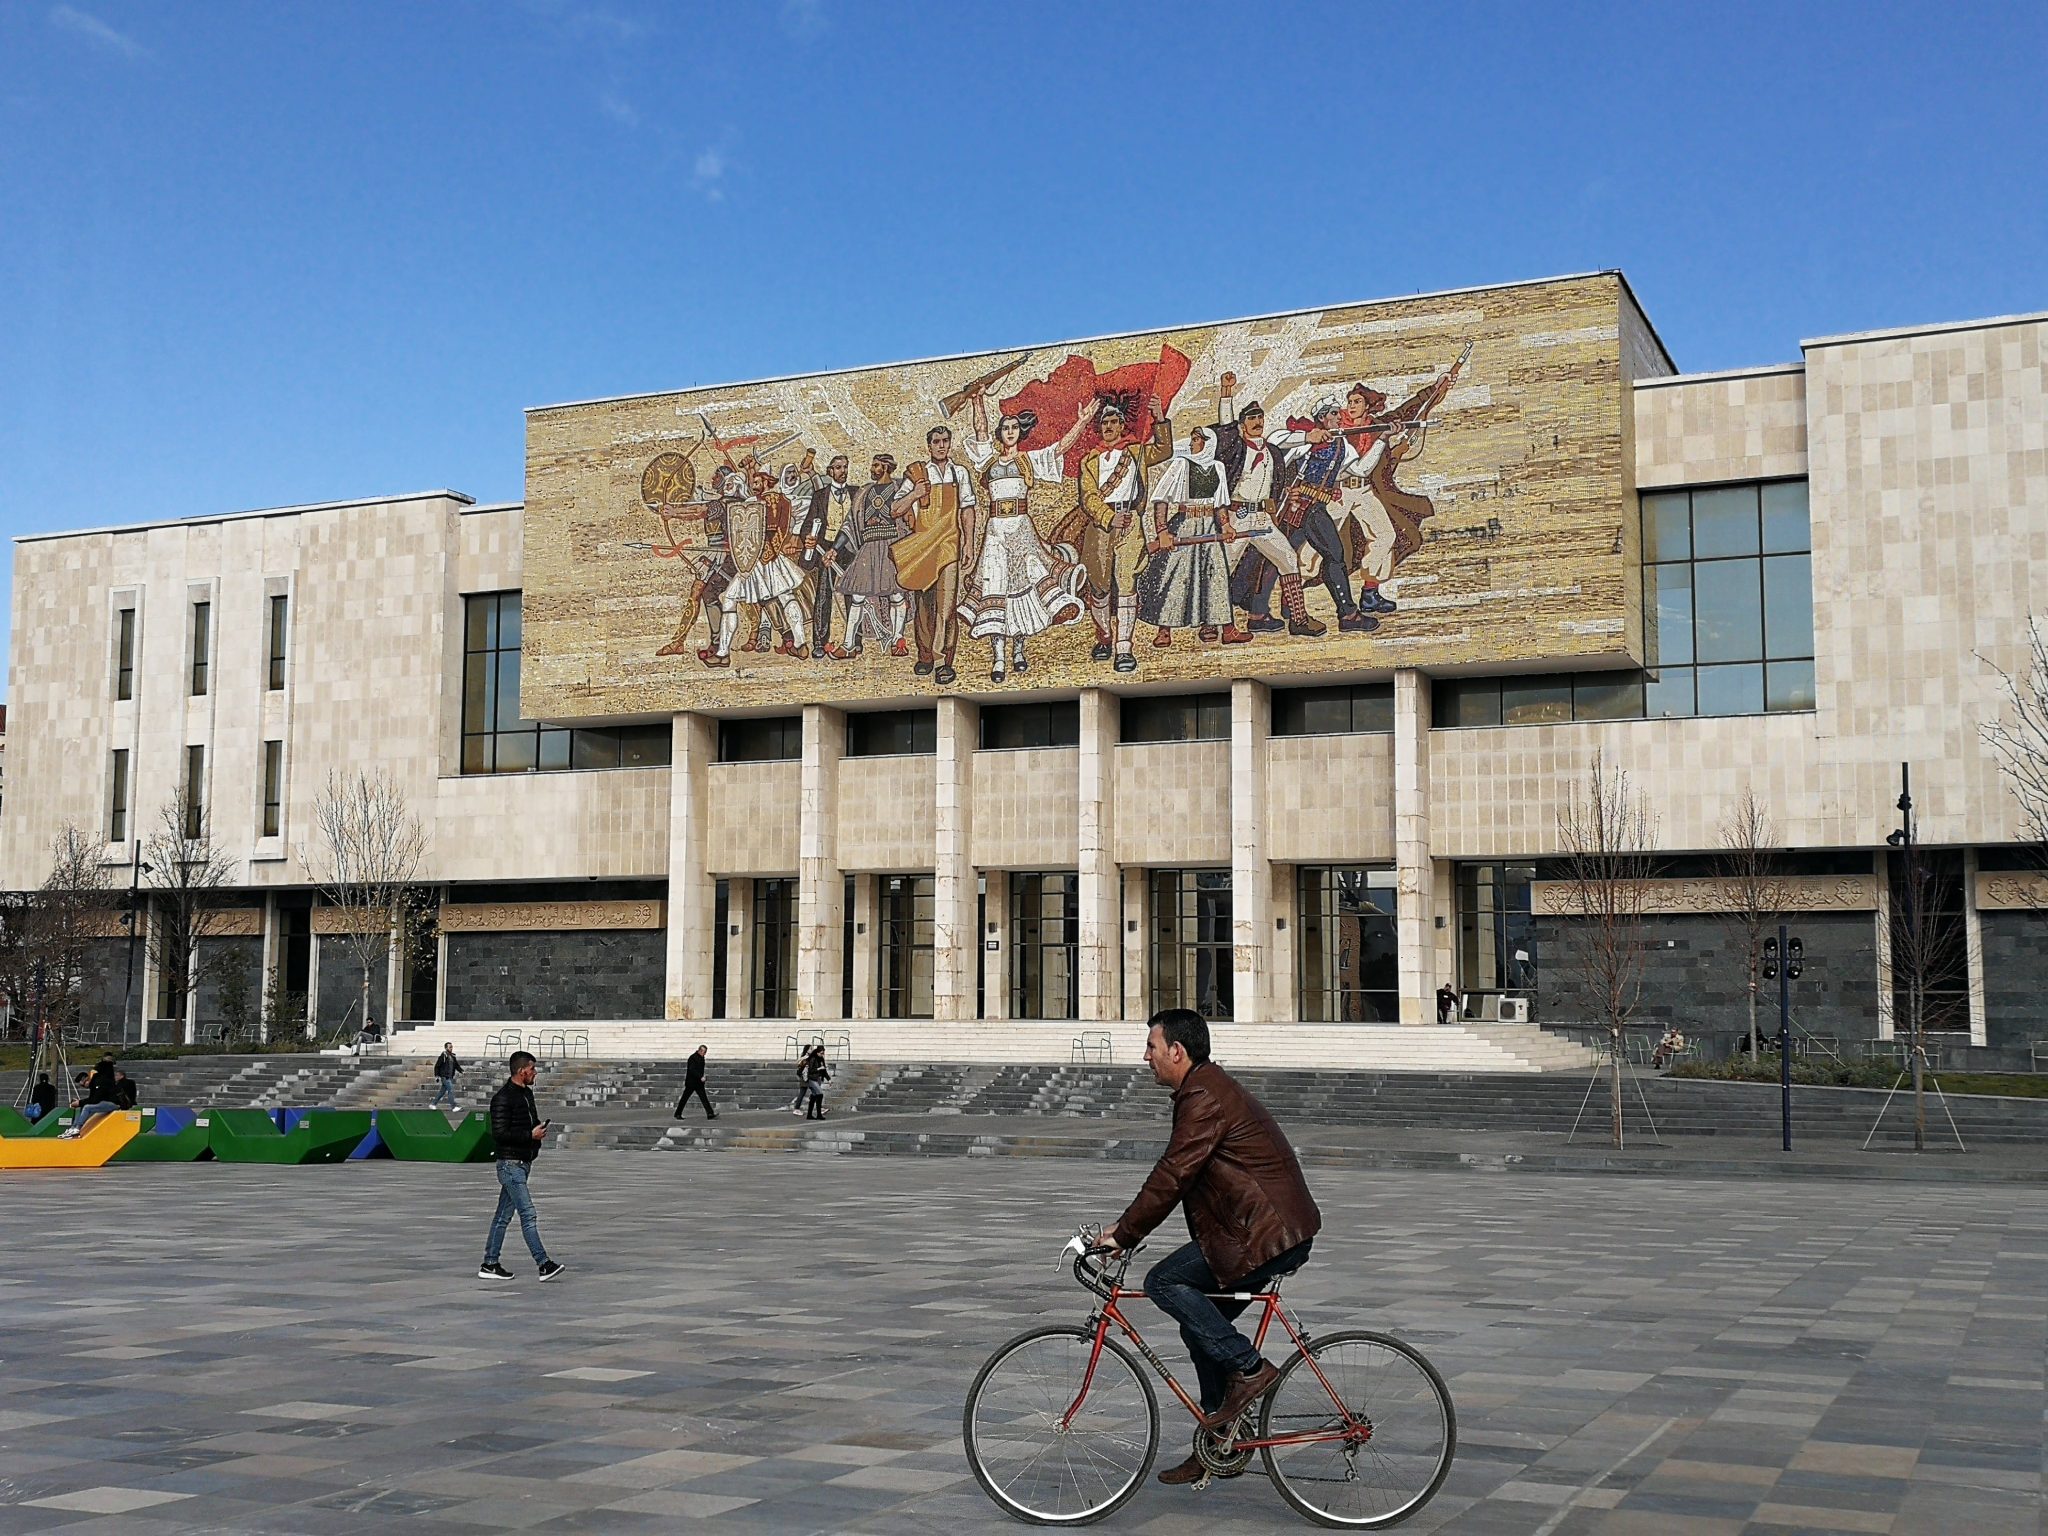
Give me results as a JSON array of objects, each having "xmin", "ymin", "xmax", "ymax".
[
  {"xmin": 525, "ymin": 270, "xmax": 1631, "ymax": 416},
  {"xmin": 1636, "ymin": 362, "xmax": 1805, "ymax": 389},
  {"xmin": 13, "ymin": 490, "xmax": 477, "ymax": 545},
  {"xmin": 1802, "ymin": 308, "xmax": 2048, "ymax": 351}
]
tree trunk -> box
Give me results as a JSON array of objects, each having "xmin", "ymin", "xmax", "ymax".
[
  {"xmin": 1610, "ymin": 1024, "xmax": 1624, "ymax": 1149},
  {"xmin": 1745, "ymin": 975, "xmax": 1758, "ymax": 1063},
  {"xmin": 1910, "ymin": 995, "xmax": 1926, "ymax": 1153}
]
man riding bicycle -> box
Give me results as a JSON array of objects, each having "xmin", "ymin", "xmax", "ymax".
[{"xmin": 1102, "ymin": 1008, "xmax": 1322, "ymax": 1486}]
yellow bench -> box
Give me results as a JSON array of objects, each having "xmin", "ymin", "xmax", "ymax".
[{"xmin": 0, "ymin": 1110, "xmax": 141, "ymax": 1169}]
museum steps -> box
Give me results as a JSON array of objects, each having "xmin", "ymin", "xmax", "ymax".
[{"xmin": 383, "ymin": 1020, "xmax": 1603, "ymax": 1073}]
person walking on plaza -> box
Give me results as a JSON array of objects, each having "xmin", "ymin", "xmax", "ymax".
[
  {"xmin": 1099, "ymin": 1009, "xmax": 1322, "ymax": 1487},
  {"xmin": 802, "ymin": 1048, "xmax": 832, "ymax": 1121},
  {"xmin": 674, "ymin": 1044, "xmax": 717, "ymax": 1120},
  {"xmin": 431, "ymin": 1042, "xmax": 464, "ymax": 1109},
  {"xmin": 790, "ymin": 1043, "xmax": 823, "ymax": 1115},
  {"xmin": 478, "ymin": 1051, "xmax": 564, "ymax": 1283}
]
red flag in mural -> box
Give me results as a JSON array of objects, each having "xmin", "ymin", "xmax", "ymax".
[{"xmin": 1001, "ymin": 344, "xmax": 1192, "ymax": 478}]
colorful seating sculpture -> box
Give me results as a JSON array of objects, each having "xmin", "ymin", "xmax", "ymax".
[
  {"xmin": 374, "ymin": 1110, "xmax": 493, "ymax": 1163},
  {"xmin": 206, "ymin": 1108, "xmax": 375, "ymax": 1164},
  {"xmin": 0, "ymin": 1109, "xmax": 140, "ymax": 1168},
  {"xmin": 111, "ymin": 1107, "xmax": 214, "ymax": 1163}
]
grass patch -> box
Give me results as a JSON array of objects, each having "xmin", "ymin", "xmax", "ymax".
[{"xmin": 1670, "ymin": 1057, "xmax": 2048, "ymax": 1098}]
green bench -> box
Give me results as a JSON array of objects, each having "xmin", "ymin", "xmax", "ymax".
[
  {"xmin": 374, "ymin": 1110, "xmax": 493, "ymax": 1163},
  {"xmin": 207, "ymin": 1108, "xmax": 375, "ymax": 1164}
]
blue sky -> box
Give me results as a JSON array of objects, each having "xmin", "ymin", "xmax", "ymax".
[{"xmin": 2, "ymin": 1, "xmax": 2044, "ymax": 676}]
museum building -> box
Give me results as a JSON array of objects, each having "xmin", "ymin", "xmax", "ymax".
[{"xmin": 3, "ymin": 272, "xmax": 2044, "ymax": 1066}]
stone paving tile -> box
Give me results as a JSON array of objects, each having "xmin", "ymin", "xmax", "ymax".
[{"xmin": 0, "ymin": 1156, "xmax": 2041, "ymax": 1533}]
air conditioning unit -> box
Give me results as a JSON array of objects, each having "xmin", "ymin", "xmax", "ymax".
[{"xmin": 1496, "ymin": 996, "xmax": 1530, "ymax": 1023}]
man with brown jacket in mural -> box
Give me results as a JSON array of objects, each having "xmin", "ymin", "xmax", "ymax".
[{"xmin": 1100, "ymin": 1008, "xmax": 1322, "ymax": 1486}]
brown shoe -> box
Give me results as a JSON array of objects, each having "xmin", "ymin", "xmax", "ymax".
[
  {"xmin": 1156, "ymin": 1453, "xmax": 1206, "ymax": 1486},
  {"xmin": 1201, "ymin": 1360, "xmax": 1281, "ymax": 1432}
]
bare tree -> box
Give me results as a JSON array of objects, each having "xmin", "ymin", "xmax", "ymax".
[
  {"xmin": 1553, "ymin": 751, "xmax": 1660, "ymax": 1147},
  {"xmin": 1983, "ymin": 617, "xmax": 2048, "ymax": 862},
  {"xmin": 0, "ymin": 825, "xmax": 120, "ymax": 1040},
  {"xmin": 143, "ymin": 791, "xmax": 236, "ymax": 1039},
  {"xmin": 1707, "ymin": 785, "xmax": 1809, "ymax": 1060},
  {"xmin": 305, "ymin": 769, "xmax": 432, "ymax": 1044},
  {"xmin": 1888, "ymin": 854, "xmax": 1969, "ymax": 1152}
]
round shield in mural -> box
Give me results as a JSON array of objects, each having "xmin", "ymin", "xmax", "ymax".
[{"xmin": 639, "ymin": 451, "xmax": 697, "ymax": 510}]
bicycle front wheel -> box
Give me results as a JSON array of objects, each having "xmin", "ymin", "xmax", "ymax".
[
  {"xmin": 1259, "ymin": 1330, "xmax": 1456, "ymax": 1528},
  {"xmin": 963, "ymin": 1325, "xmax": 1160, "ymax": 1526}
]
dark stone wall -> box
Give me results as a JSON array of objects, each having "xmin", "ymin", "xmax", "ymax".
[
  {"xmin": 444, "ymin": 930, "xmax": 664, "ymax": 1022},
  {"xmin": 194, "ymin": 937, "xmax": 264, "ymax": 1035},
  {"xmin": 1534, "ymin": 910, "xmax": 1880, "ymax": 1043},
  {"xmin": 1980, "ymin": 911, "xmax": 2048, "ymax": 1049},
  {"xmin": 75, "ymin": 938, "xmax": 145, "ymax": 1037},
  {"xmin": 315, "ymin": 936, "xmax": 389, "ymax": 1033}
]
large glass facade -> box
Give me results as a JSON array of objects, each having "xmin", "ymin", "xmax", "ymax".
[
  {"xmin": 1297, "ymin": 866, "xmax": 1398, "ymax": 1021},
  {"xmin": 1009, "ymin": 872, "xmax": 1078, "ymax": 1020},
  {"xmin": 1149, "ymin": 869, "xmax": 1233, "ymax": 1019},
  {"xmin": 1456, "ymin": 862, "xmax": 1539, "ymax": 999},
  {"xmin": 461, "ymin": 592, "xmax": 672, "ymax": 773},
  {"xmin": 751, "ymin": 878, "xmax": 797, "ymax": 1017},
  {"xmin": 877, "ymin": 874, "xmax": 935, "ymax": 1019}
]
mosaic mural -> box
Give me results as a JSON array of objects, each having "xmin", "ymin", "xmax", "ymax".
[{"xmin": 523, "ymin": 273, "xmax": 1663, "ymax": 717}]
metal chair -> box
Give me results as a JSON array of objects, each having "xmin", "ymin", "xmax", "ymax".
[
  {"xmin": 822, "ymin": 1030, "xmax": 852, "ymax": 1062},
  {"xmin": 2031, "ymin": 1041, "xmax": 2048, "ymax": 1073},
  {"xmin": 1070, "ymin": 1031, "xmax": 1112, "ymax": 1065}
]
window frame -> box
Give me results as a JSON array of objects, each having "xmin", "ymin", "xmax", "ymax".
[
  {"xmin": 183, "ymin": 744, "xmax": 206, "ymax": 839},
  {"xmin": 189, "ymin": 600, "xmax": 211, "ymax": 697},
  {"xmin": 115, "ymin": 607, "xmax": 136, "ymax": 701},
  {"xmin": 107, "ymin": 749, "xmax": 130, "ymax": 843},
  {"xmin": 1271, "ymin": 684, "xmax": 1395, "ymax": 737},
  {"xmin": 261, "ymin": 740, "xmax": 284, "ymax": 839},
  {"xmin": 1119, "ymin": 692, "xmax": 1232, "ymax": 745},
  {"xmin": 847, "ymin": 709, "xmax": 938, "ymax": 758},
  {"xmin": 979, "ymin": 701, "xmax": 1081, "ymax": 752},
  {"xmin": 266, "ymin": 594, "xmax": 289, "ymax": 691}
]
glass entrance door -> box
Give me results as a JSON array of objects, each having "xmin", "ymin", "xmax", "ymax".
[
  {"xmin": 1149, "ymin": 869, "xmax": 1233, "ymax": 1020},
  {"xmin": 751, "ymin": 877, "xmax": 797, "ymax": 1018},
  {"xmin": 1298, "ymin": 866, "xmax": 1398, "ymax": 1021},
  {"xmin": 877, "ymin": 874, "xmax": 935, "ymax": 1019}
]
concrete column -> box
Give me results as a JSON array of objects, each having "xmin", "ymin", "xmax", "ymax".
[
  {"xmin": 1393, "ymin": 670, "xmax": 1436, "ymax": 1025},
  {"xmin": 795, "ymin": 704, "xmax": 845, "ymax": 1021},
  {"xmin": 1873, "ymin": 851, "xmax": 1896, "ymax": 1040},
  {"xmin": 849, "ymin": 874, "xmax": 878, "ymax": 1019},
  {"xmin": 1077, "ymin": 689, "xmax": 1120, "ymax": 1021},
  {"xmin": 664, "ymin": 712, "xmax": 718, "ymax": 1020},
  {"xmin": 1964, "ymin": 847, "xmax": 1987, "ymax": 1047},
  {"xmin": 1230, "ymin": 679, "xmax": 1271, "ymax": 1024},
  {"xmin": 1430, "ymin": 859, "xmax": 1458, "ymax": 1000},
  {"xmin": 258, "ymin": 894, "xmax": 279, "ymax": 1042},
  {"xmin": 1268, "ymin": 862, "xmax": 1298, "ymax": 1023},
  {"xmin": 724, "ymin": 880, "xmax": 753, "ymax": 1021},
  {"xmin": 983, "ymin": 872, "xmax": 1012, "ymax": 1021},
  {"xmin": 934, "ymin": 697, "xmax": 978, "ymax": 1021},
  {"xmin": 1122, "ymin": 866, "xmax": 1149, "ymax": 1019}
]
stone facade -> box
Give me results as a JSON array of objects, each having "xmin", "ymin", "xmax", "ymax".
[
  {"xmin": 444, "ymin": 930, "xmax": 665, "ymax": 1022},
  {"xmin": 3, "ymin": 282, "xmax": 2043, "ymax": 1057}
]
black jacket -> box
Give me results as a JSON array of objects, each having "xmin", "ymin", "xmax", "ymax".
[
  {"xmin": 685, "ymin": 1053, "xmax": 706, "ymax": 1086},
  {"xmin": 29, "ymin": 1083, "xmax": 56, "ymax": 1116},
  {"xmin": 113, "ymin": 1079, "xmax": 139, "ymax": 1110},
  {"xmin": 434, "ymin": 1051, "xmax": 462, "ymax": 1081},
  {"xmin": 488, "ymin": 1081, "xmax": 543, "ymax": 1163}
]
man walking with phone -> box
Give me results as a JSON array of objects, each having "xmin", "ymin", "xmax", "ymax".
[{"xmin": 478, "ymin": 1050, "xmax": 565, "ymax": 1283}]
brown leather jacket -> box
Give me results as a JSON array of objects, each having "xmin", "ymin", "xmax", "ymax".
[{"xmin": 1115, "ymin": 1061, "xmax": 1321, "ymax": 1286}]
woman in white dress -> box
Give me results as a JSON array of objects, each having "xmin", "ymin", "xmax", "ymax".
[{"xmin": 960, "ymin": 395, "xmax": 1089, "ymax": 682}]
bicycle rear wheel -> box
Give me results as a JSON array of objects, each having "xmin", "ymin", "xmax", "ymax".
[
  {"xmin": 1259, "ymin": 1330, "xmax": 1455, "ymax": 1528},
  {"xmin": 963, "ymin": 1325, "xmax": 1159, "ymax": 1526}
]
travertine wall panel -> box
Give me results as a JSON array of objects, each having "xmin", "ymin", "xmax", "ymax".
[
  {"xmin": 834, "ymin": 754, "xmax": 936, "ymax": 871},
  {"xmin": 970, "ymin": 747, "xmax": 1079, "ymax": 869},
  {"xmin": 704, "ymin": 760, "xmax": 800, "ymax": 873},
  {"xmin": 1112, "ymin": 743, "xmax": 1231, "ymax": 866},
  {"xmin": 432, "ymin": 766, "xmax": 669, "ymax": 882},
  {"xmin": 1266, "ymin": 735, "xmax": 1395, "ymax": 863},
  {"xmin": 1635, "ymin": 367, "xmax": 1810, "ymax": 487}
]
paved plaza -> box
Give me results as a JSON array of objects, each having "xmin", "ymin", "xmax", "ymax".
[{"xmin": 0, "ymin": 1153, "xmax": 2042, "ymax": 1535}]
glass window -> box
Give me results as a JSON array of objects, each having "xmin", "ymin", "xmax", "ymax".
[
  {"xmin": 183, "ymin": 745, "xmax": 206, "ymax": 839},
  {"xmin": 266, "ymin": 594, "xmax": 288, "ymax": 690},
  {"xmin": 1298, "ymin": 867, "xmax": 1398, "ymax": 1022},
  {"xmin": 877, "ymin": 874, "xmax": 935, "ymax": 1019},
  {"xmin": 1765, "ymin": 659, "xmax": 1816, "ymax": 713},
  {"xmin": 848, "ymin": 709, "xmax": 936, "ymax": 757},
  {"xmin": 1433, "ymin": 679, "xmax": 1501, "ymax": 728},
  {"xmin": 1696, "ymin": 662, "xmax": 1764, "ymax": 717},
  {"xmin": 719, "ymin": 716, "xmax": 803, "ymax": 762},
  {"xmin": 980, "ymin": 702, "xmax": 1080, "ymax": 751},
  {"xmin": 540, "ymin": 728, "xmax": 573, "ymax": 771},
  {"xmin": 107, "ymin": 749, "xmax": 129, "ymax": 843},
  {"xmin": 1763, "ymin": 554, "xmax": 1813, "ymax": 658},
  {"xmin": 1010, "ymin": 872, "xmax": 1079, "ymax": 1020},
  {"xmin": 1455, "ymin": 862, "xmax": 1538, "ymax": 999},
  {"xmin": 1640, "ymin": 491, "xmax": 1690, "ymax": 562},
  {"xmin": 1646, "ymin": 666, "xmax": 1695, "ymax": 718},
  {"xmin": 1501, "ymin": 677, "xmax": 1572, "ymax": 725},
  {"xmin": 189, "ymin": 601, "xmax": 211, "ymax": 696},
  {"xmin": 1573, "ymin": 673, "xmax": 1646, "ymax": 721},
  {"xmin": 620, "ymin": 725, "xmax": 670, "ymax": 766},
  {"xmin": 115, "ymin": 608, "xmax": 136, "ymax": 701},
  {"xmin": 1272, "ymin": 684, "xmax": 1394, "ymax": 736},
  {"xmin": 1149, "ymin": 869, "xmax": 1233, "ymax": 1019},
  {"xmin": 1693, "ymin": 560, "xmax": 1763, "ymax": 663},
  {"xmin": 261, "ymin": 741, "xmax": 283, "ymax": 838},
  {"xmin": 1690, "ymin": 484, "xmax": 1760, "ymax": 558},
  {"xmin": 752, "ymin": 878, "xmax": 797, "ymax": 1018},
  {"xmin": 1761, "ymin": 480, "xmax": 1811, "ymax": 553},
  {"xmin": 461, "ymin": 591, "xmax": 672, "ymax": 774},
  {"xmin": 1645, "ymin": 564, "xmax": 1693, "ymax": 665},
  {"xmin": 1120, "ymin": 692, "xmax": 1231, "ymax": 744}
]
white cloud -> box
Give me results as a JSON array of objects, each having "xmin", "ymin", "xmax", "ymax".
[
  {"xmin": 598, "ymin": 90, "xmax": 639, "ymax": 127},
  {"xmin": 779, "ymin": 0, "xmax": 827, "ymax": 43},
  {"xmin": 48, "ymin": 4, "xmax": 147, "ymax": 59},
  {"xmin": 691, "ymin": 145, "xmax": 728, "ymax": 202}
]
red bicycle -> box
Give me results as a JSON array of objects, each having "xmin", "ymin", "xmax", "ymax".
[{"xmin": 963, "ymin": 1228, "xmax": 1455, "ymax": 1526}]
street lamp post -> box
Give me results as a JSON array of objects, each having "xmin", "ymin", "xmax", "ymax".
[
  {"xmin": 1885, "ymin": 762, "xmax": 1923, "ymax": 1151},
  {"xmin": 120, "ymin": 857, "xmax": 151, "ymax": 1045}
]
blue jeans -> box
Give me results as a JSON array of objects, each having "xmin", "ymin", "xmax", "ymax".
[
  {"xmin": 1145, "ymin": 1238, "xmax": 1314, "ymax": 1413},
  {"xmin": 431, "ymin": 1077, "xmax": 458, "ymax": 1108},
  {"xmin": 484, "ymin": 1159, "xmax": 549, "ymax": 1266}
]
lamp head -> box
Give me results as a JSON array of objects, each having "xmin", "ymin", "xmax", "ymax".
[{"xmin": 1885, "ymin": 830, "xmax": 1906, "ymax": 848}]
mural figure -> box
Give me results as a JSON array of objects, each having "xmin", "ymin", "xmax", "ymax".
[
  {"xmin": 654, "ymin": 463, "xmax": 740, "ymax": 660},
  {"xmin": 961, "ymin": 393, "xmax": 1090, "ymax": 682},
  {"xmin": 702, "ymin": 469, "xmax": 808, "ymax": 668},
  {"xmin": 786, "ymin": 452, "xmax": 858, "ymax": 658},
  {"xmin": 1070, "ymin": 403, "xmax": 1174, "ymax": 673},
  {"xmin": 891, "ymin": 425, "xmax": 977, "ymax": 686},
  {"xmin": 837, "ymin": 453, "xmax": 910, "ymax": 656},
  {"xmin": 1335, "ymin": 343, "xmax": 1473, "ymax": 608},
  {"xmin": 1205, "ymin": 378, "xmax": 1315, "ymax": 637},
  {"xmin": 1134, "ymin": 425, "xmax": 1243, "ymax": 647},
  {"xmin": 1264, "ymin": 399, "xmax": 1373, "ymax": 633}
]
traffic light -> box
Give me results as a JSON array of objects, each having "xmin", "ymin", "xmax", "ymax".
[
  {"xmin": 1761, "ymin": 937, "xmax": 1779, "ymax": 980},
  {"xmin": 1786, "ymin": 937, "xmax": 1803, "ymax": 981}
]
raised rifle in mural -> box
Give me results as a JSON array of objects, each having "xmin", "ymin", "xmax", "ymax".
[{"xmin": 1334, "ymin": 342, "xmax": 1474, "ymax": 610}]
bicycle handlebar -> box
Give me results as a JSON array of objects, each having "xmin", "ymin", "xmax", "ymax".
[{"xmin": 1064, "ymin": 1228, "xmax": 1141, "ymax": 1300}]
